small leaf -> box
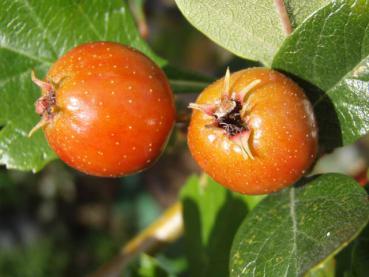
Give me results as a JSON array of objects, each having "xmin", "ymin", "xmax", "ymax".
[
  {"xmin": 230, "ymin": 174, "xmax": 369, "ymax": 277},
  {"xmin": 175, "ymin": 0, "xmax": 330, "ymax": 65},
  {"xmin": 273, "ymin": 0, "xmax": 369, "ymax": 146},
  {"xmin": 180, "ymin": 175, "xmax": 251, "ymax": 277}
]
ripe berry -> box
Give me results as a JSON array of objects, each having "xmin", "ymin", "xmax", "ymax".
[
  {"xmin": 30, "ymin": 42, "xmax": 175, "ymax": 177},
  {"xmin": 188, "ymin": 68, "xmax": 318, "ymax": 194}
]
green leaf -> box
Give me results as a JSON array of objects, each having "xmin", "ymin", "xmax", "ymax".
[
  {"xmin": 175, "ymin": 0, "xmax": 330, "ymax": 65},
  {"xmin": 0, "ymin": 0, "xmax": 163, "ymax": 172},
  {"xmin": 305, "ymin": 258, "xmax": 335, "ymax": 277},
  {"xmin": 180, "ymin": 175, "xmax": 250, "ymax": 277},
  {"xmin": 273, "ymin": 0, "xmax": 369, "ymax": 146},
  {"xmin": 230, "ymin": 174, "xmax": 369, "ymax": 277}
]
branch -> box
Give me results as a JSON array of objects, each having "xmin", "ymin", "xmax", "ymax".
[{"xmin": 89, "ymin": 202, "xmax": 183, "ymax": 277}]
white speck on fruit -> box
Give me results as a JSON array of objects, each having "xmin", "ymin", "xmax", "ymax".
[
  {"xmin": 87, "ymin": 72, "xmax": 92, "ymax": 75},
  {"xmin": 84, "ymin": 91, "xmax": 89, "ymax": 95},
  {"xmin": 208, "ymin": 134, "xmax": 216, "ymax": 143},
  {"xmin": 106, "ymin": 115, "xmax": 110, "ymax": 119},
  {"xmin": 146, "ymin": 159, "xmax": 151, "ymax": 163},
  {"xmin": 133, "ymin": 71, "xmax": 136, "ymax": 75},
  {"xmin": 115, "ymin": 141, "xmax": 120, "ymax": 145},
  {"xmin": 99, "ymin": 101, "xmax": 103, "ymax": 106},
  {"xmin": 128, "ymin": 126, "xmax": 132, "ymax": 130},
  {"xmin": 97, "ymin": 151, "xmax": 104, "ymax": 156},
  {"xmin": 113, "ymin": 65, "xmax": 117, "ymax": 68},
  {"xmin": 67, "ymin": 97, "xmax": 80, "ymax": 111},
  {"xmin": 223, "ymin": 141, "xmax": 230, "ymax": 151},
  {"xmin": 233, "ymin": 145, "xmax": 242, "ymax": 153},
  {"xmin": 110, "ymin": 80, "xmax": 115, "ymax": 84},
  {"xmin": 98, "ymin": 63, "xmax": 102, "ymax": 67},
  {"xmin": 157, "ymin": 98, "xmax": 161, "ymax": 102},
  {"xmin": 78, "ymin": 56, "xmax": 82, "ymax": 61},
  {"xmin": 146, "ymin": 119, "xmax": 157, "ymax": 126},
  {"xmin": 111, "ymin": 91, "xmax": 115, "ymax": 95},
  {"xmin": 149, "ymin": 75, "xmax": 153, "ymax": 79},
  {"xmin": 149, "ymin": 89, "xmax": 153, "ymax": 93},
  {"xmin": 123, "ymin": 155, "xmax": 127, "ymax": 159},
  {"xmin": 149, "ymin": 148, "xmax": 152, "ymax": 152},
  {"xmin": 128, "ymin": 86, "xmax": 132, "ymax": 90},
  {"xmin": 106, "ymin": 47, "xmax": 111, "ymax": 51},
  {"xmin": 132, "ymin": 146, "xmax": 136, "ymax": 150}
]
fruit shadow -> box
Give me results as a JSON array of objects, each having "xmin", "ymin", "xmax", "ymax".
[
  {"xmin": 181, "ymin": 192, "xmax": 249, "ymax": 277},
  {"xmin": 277, "ymin": 71, "xmax": 343, "ymax": 153}
]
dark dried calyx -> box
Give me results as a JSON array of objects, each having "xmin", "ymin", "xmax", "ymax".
[{"xmin": 213, "ymin": 99, "xmax": 248, "ymax": 137}]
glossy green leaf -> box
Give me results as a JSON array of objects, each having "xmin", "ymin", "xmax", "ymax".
[
  {"xmin": 230, "ymin": 174, "xmax": 369, "ymax": 277},
  {"xmin": 273, "ymin": 0, "xmax": 369, "ymax": 147},
  {"xmin": 0, "ymin": 0, "xmax": 164, "ymax": 172},
  {"xmin": 180, "ymin": 175, "xmax": 252, "ymax": 277},
  {"xmin": 175, "ymin": 0, "xmax": 330, "ymax": 65},
  {"xmin": 305, "ymin": 258, "xmax": 335, "ymax": 277}
]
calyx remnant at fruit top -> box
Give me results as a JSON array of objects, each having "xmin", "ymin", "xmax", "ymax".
[
  {"xmin": 28, "ymin": 71, "xmax": 57, "ymax": 137},
  {"xmin": 189, "ymin": 68, "xmax": 261, "ymax": 159}
]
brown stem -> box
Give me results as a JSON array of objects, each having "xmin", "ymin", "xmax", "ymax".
[
  {"xmin": 88, "ymin": 202, "xmax": 183, "ymax": 277},
  {"xmin": 274, "ymin": 0, "xmax": 293, "ymax": 35}
]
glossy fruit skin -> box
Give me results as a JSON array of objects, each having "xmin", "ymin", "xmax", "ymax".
[
  {"xmin": 39, "ymin": 42, "xmax": 175, "ymax": 177},
  {"xmin": 188, "ymin": 68, "xmax": 318, "ymax": 195}
]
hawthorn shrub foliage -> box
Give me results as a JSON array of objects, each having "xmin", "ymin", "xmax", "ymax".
[{"xmin": 0, "ymin": 0, "xmax": 368, "ymax": 276}]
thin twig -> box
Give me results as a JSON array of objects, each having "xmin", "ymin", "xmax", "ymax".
[
  {"xmin": 274, "ymin": 0, "xmax": 293, "ymax": 35},
  {"xmin": 89, "ymin": 202, "xmax": 183, "ymax": 277}
]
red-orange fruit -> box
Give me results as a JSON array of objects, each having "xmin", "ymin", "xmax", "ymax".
[
  {"xmin": 188, "ymin": 68, "xmax": 318, "ymax": 194},
  {"xmin": 31, "ymin": 42, "xmax": 175, "ymax": 177}
]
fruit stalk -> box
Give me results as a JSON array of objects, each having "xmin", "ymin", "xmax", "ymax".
[{"xmin": 89, "ymin": 202, "xmax": 183, "ymax": 277}]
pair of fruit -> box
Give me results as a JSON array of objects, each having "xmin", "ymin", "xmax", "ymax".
[{"xmin": 31, "ymin": 42, "xmax": 317, "ymax": 194}]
